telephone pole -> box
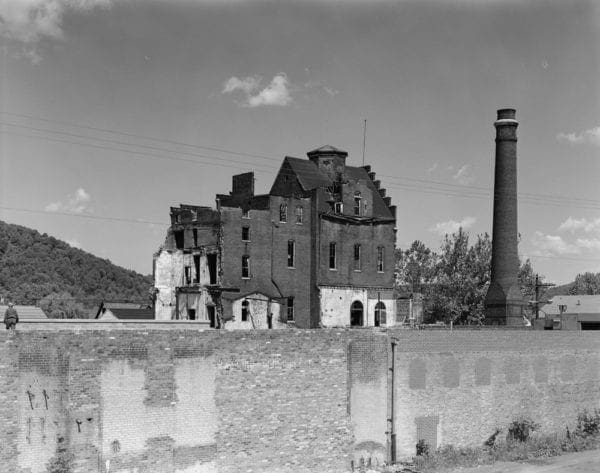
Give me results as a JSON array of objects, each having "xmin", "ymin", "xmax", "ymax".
[{"xmin": 532, "ymin": 274, "xmax": 555, "ymax": 319}]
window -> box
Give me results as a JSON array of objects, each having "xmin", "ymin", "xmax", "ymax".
[
  {"xmin": 241, "ymin": 300, "xmax": 249, "ymax": 322},
  {"xmin": 287, "ymin": 240, "xmax": 295, "ymax": 268},
  {"xmin": 242, "ymin": 226, "xmax": 250, "ymax": 241},
  {"xmin": 374, "ymin": 301, "xmax": 386, "ymax": 326},
  {"xmin": 334, "ymin": 202, "xmax": 343, "ymax": 214},
  {"xmin": 287, "ymin": 297, "xmax": 294, "ymax": 322},
  {"xmin": 242, "ymin": 255, "xmax": 250, "ymax": 278},
  {"xmin": 329, "ymin": 242, "xmax": 336, "ymax": 269},
  {"xmin": 350, "ymin": 301, "xmax": 364, "ymax": 326},
  {"xmin": 193, "ymin": 255, "xmax": 200, "ymax": 283},
  {"xmin": 354, "ymin": 192, "xmax": 362, "ymax": 216},
  {"xmin": 353, "ymin": 244, "xmax": 361, "ymax": 271},
  {"xmin": 279, "ymin": 203, "xmax": 288, "ymax": 222},
  {"xmin": 207, "ymin": 254, "xmax": 217, "ymax": 284},
  {"xmin": 295, "ymin": 206, "xmax": 303, "ymax": 224},
  {"xmin": 184, "ymin": 266, "xmax": 191, "ymax": 285},
  {"xmin": 187, "ymin": 308, "xmax": 196, "ymax": 321},
  {"xmin": 242, "ymin": 208, "xmax": 250, "ymax": 219},
  {"xmin": 377, "ymin": 246, "xmax": 385, "ymax": 272},
  {"xmin": 174, "ymin": 230, "xmax": 184, "ymax": 249},
  {"xmin": 193, "ymin": 228, "xmax": 198, "ymax": 247}
]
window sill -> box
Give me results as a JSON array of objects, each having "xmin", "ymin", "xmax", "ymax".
[
  {"xmin": 295, "ymin": 222, "xmax": 303, "ymax": 225},
  {"xmin": 329, "ymin": 268, "xmax": 337, "ymax": 271},
  {"xmin": 241, "ymin": 277, "xmax": 251, "ymax": 280},
  {"xmin": 242, "ymin": 240, "xmax": 250, "ymax": 243},
  {"xmin": 377, "ymin": 271, "xmax": 385, "ymax": 274},
  {"xmin": 353, "ymin": 269, "xmax": 362, "ymax": 272},
  {"xmin": 287, "ymin": 266, "xmax": 295, "ymax": 270}
]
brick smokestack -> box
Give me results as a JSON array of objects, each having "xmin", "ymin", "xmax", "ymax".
[{"xmin": 484, "ymin": 108, "xmax": 525, "ymax": 325}]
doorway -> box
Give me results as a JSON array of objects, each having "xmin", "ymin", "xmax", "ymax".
[{"xmin": 350, "ymin": 301, "xmax": 364, "ymax": 327}]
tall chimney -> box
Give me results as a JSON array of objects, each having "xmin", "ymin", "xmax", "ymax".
[{"xmin": 484, "ymin": 109, "xmax": 525, "ymax": 325}]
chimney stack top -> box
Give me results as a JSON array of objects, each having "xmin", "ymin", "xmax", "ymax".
[{"xmin": 497, "ymin": 109, "xmax": 516, "ymax": 120}]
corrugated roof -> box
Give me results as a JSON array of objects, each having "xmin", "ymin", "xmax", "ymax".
[
  {"xmin": 0, "ymin": 305, "xmax": 47, "ymax": 319},
  {"xmin": 541, "ymin": 295, "xmax": 600, "ymax": 317}
]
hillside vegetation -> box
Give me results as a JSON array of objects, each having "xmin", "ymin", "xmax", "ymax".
[{"xmin": 0, "ymin": 221, "xmax": 152, "ymax": 308}]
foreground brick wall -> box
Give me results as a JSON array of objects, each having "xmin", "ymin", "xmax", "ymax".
[{"xmin": 390, "ymin": 330, "xmax": 600, "ymax": 459}]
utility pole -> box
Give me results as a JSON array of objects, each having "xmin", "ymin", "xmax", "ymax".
[{"xmin": 532, "ymin": 274, "xmax": 555, "ymax": 319}]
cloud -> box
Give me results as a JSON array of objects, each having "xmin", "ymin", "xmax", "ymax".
[
  {"xmin": 575, "ymin": 238, "xmax": 600, "ymax": 250},
  {"xmin": 222, "ymin": 73, "xmax": 293, "ymax": 107},
  {"xmin": 427, "ymin": 163, "xmax": 438, "ymax": 174},
  {"xmin": 556, "ymin": 126, "xmax": 600, "ymax": 146},
  {"xmin": 430, "ymin": 216, "xmax": 476, "ymax": 235},
  {"xmin": 452, "ymin": 164, "xmax": 475, "ymax": 185},
  {"xmin": 45, "ymin": 187, "xmax": 92, "ymax": 214},
  {"xmin": 558, "ymin": 217, "xmax": 600, "ymax": 234},
  {"xmin": 530, "ymin": 231, "xmax": 581, "ymax": 256},
  {"xmin": 0, "ymin": 0, "xmax": 111, "ymax": 62},
  {"xmin": 323, "ymin": 86, "xmax": 339, "ymax": 97}
]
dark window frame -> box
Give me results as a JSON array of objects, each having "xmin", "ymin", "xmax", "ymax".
[
  {"xmin": 377, "ymin": 246, "xmax": 385, "ymax": 272},
  {"xmin": 353, "ymin": 243, "xmax": 361, "ymax": 271},
  {"xmin": 295, "ymin": 205, "xmax": 303, "ymax": 224},
  {"xmin": 241, "ymin": 300, "xmax": 249, "ymax": 322},
  {"xmin": 242, "ymin": 226, "xmax": 250, "ymax": 241},
  {"xmin": 287, "ymin": 297, "xmax": 294, "ymax": 322},
  {"xmin": 329, "ymin": 242, "xmax": 337, "ymax": 269},
  {"xmin": 287, "ymin": 240, "xmax": 295, "ymax": 268},
  {"xmin": 279, "ymin": 203, "xmax": 288, "ymax": 223},
  {"xmin": 242, "ymin": 255, "xmax": 250, "ymax": 279}
]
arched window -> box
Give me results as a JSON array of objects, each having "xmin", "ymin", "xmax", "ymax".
[
  {"xmin": 350, "ymin": 301, "xmax": 364, "ymax": 326},
  {"xmin": 374, "ymin": 302, "xmax": 386, "ymax": 326},
  {"xmin": 279, "ymin": 203, "xmax": 288, "ymax": 222},
  {"xmin": 241, "ymin": 300, "xmax": 249, "ymax": 322}
]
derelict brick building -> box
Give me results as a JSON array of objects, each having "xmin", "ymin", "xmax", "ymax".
[{"xmin": 153, "ymin": 145, "xmax": 397, "ymax": 329}]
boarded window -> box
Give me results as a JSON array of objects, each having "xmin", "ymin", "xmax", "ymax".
[
  {"xmin": 475, "ymin": 358, "xmax": 492, "ymax": 386},
  {"xmin": 409, "ymin": 359, "xmax": 427, "ymax": 390},
  {"xmin": 242, "ymin": 226, "xmax": 250, "ymax": 241},
  {"xmin": 329, "ymin": 242, "xmax": 336, "ymax": 269},
  {"xmin": 534, "ymin": 358, "xmax": 548, "ymax": 384},
  {"xmin": 287, "ymin": 240, "xmax": 295, "ymax": 268},
  {"xmin": 415, "ymin": 416, "xmax": 439, "ymax": 453},
  {"xmin": 442, "ymin": 357, "xmax": 460, "ymax": 388},
  {"xmin": 560, "ymin": 355, "xmax": 576, "ymax": 382},
  {"xmin": 353, "ymin": 244, "xmax": 361, "ymax": 271},
  {"xmin": 242, "ymin": 255, "xmax": 250, "ymax": 278},
  {"xmin": 505, "ymin": 358, "xmax": 521, "ymax": 385}
]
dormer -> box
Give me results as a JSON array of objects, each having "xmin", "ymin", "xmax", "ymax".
[{"xmin": 307, "ymin": 145, "xmax": 348, "ymax": 182}]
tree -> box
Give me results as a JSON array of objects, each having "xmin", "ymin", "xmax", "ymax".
[
  {"xmin": 39, "ymin": 292, "xmax": 88, "ymax": 319},
  {"xmin": 569, "ymin": 273, "xmax": 600, "ymax": 295},
  {"xmin": 395, "ymin": 241, "xmax": 437, "ymax": 292}
]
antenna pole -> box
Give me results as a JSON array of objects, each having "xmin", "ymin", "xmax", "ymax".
[{"xmin": 362, "ymin": 119, "xmax": 367, "ymax": 166}]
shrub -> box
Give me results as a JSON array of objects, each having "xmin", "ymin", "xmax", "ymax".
[
  {"xmin": 575, "ymin": 409, "xmax": 600, "ymax": 437},
  {"xmin": 416, "ymin": 439, "xmax": 430, "ymax": 456},
  {"xmin": 507, "ymin": 418, "xmax": 539, "ymax": 443},
  {"xmin": 484, "ymin": 428, "xmax": 501, "ymax": 448}
]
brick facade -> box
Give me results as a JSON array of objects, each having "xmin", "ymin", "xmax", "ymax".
[{"xmin": 153, "ymin": 145, "xmax": 397, "ymax": 329}]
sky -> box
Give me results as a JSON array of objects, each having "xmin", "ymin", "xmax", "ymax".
[{"xmin": 0, "ymin": 0, "xmax": 599, "ymax": 284}]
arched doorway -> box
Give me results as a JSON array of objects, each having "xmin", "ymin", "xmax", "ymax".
[
  {"xmin": 350, "ymin": 301, "xmax": 364, "ymax": 326},
  {"xmin": 374, "ymin": 302, "xmax": 386, "ymax": 327}
]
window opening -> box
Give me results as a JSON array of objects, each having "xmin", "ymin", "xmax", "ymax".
[
  {"xmin": 193, "ymin": 255, "xmax": 200, "ymax": 283},
  {"xmin": 242, "ymin": 226, "xmax": 250, "ymax": 241},
  {"xmin": 279, "ymin": 203, "xmax": 288, "ymax": 222},
  {"xmin": 174, "ymin": 230, "xmax": 184, "ymax": 249},
  {"xmin": 184, "ymin": 266, "xmax": 191, "ymax": 285},
  {"xmin": 287, "ymin": 297, "xmax": 294, "ymax": 321},
  {"xmin": 351, "ymin": 301, "xmax": 364, "ymax": 326},
  {"xmin": 353, "ymin": 244, "xmax": 361, "ymax": 271},
  {"xmin": 241, "ymin": 300, "xmax": 249, "ymax": 322},
  {"xmin": 329, "ymin": 242, "xmax": 337, "ymax": 269},
  {"xmin": 193, "ymin": 228, "xmax": 198, "ymax": 247},
  {"xmin": 374, "ymin": 301, "xmax": 386, "ymax": 326},
  {"xmin": 354, "ymin": 192, "xmax": 362, "ymax": 216},
  {"xmin": 287, "ymin": 240, "xmax": 295, "ymax": 268},
  {"xmin": 377, "ymin": 246, "xmax": 385, "ymax": 272},
  {"xmin": 296, "ymin": 206, "xmax": 303, "ymax": 224},
  {"xmin": 207, "ymin": 254, "xmax": 218, "ymax": 284},
  {"xmin": 242, "ymin": 255, "xmax": 250, "ymax": 278}
]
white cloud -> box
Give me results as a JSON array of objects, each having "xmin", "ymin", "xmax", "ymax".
[
  {"xmin": 0, "ymin": 0, "xmax": 112, "ymax": 62},
  {"xmin": 222, "ymin": 73, "xmax": 293, "ymax": 107},
  {"xmin": 452, "ymin": 164, "xmax": 474, "ymax": 185},
  {"xmin": 530, "ymin": 231, "xmax": 581, "ymax": 256},
  {"xmin": 556, "ymin": 126, "xmax": 600, "ymax": 146},
  {"xmin": 430, "ymin": 216, "xmax": 476, "ymax": 235},
  {"xmin": 558, "ymin": 217, "xmax": 600, "ymax": 234},
  {"xmin": 45, "ymin": 187, "xmax": 92, "ymax": 214},
  {"xmin": 575, "ymin": 238, "xmax": 600, "ymax": 250},
  {"xmin": 427, "ymin": 163, "xmax": 438, "ymax": 174}
]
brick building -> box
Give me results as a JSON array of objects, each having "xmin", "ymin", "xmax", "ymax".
[{"xmin": 153, "ymin": 145, "xmax": 397, "ymax": 328}]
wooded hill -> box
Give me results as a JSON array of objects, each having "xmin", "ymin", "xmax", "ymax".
[{"xmin": 0, "ymin": 221, "xmax": 152, "ymax": 307}]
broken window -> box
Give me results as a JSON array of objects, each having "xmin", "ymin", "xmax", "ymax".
[
  {"xmin": 242, "ymin": 208, "xmax": 250, "ymax": 219},
  {"xmin": 207, "ymin": 254, "xmax": 217, "ymax": 284},
  {"xmin": 242, "ymin": 226, "xmax": 250, "ymax": 241},
  {"xmin": 242, "ymin": 255, "xmax": 250, "ymax": 278},
  {"xmin": 184, "ymin": 266, "xmax": 191, "ymax": 285},
  {"xmin": 334, "ymin": 202, "xmax": 343, "ymax": 214},
  {"xmin": 207, "ymin": 306, "xmax": 216, "ymax": 328},
  {"xmin": 287, "ymin": 240, "xmax": 295, "ymax": 268},
  {"xmin": 187, "ymin": 308, "xmax": 196, "ymax": 320},
  {"xmin": 354, "ymin": 192, "xmax": 362, "ymax": 216},
  {"xmin": 193, "ymin": 255, "xmax": 200, "ymax": 283},
  {"xmin": 329, "ymin": 242, "xmax": 336, "ymax": 269},
  {"xmin": 377, "ymin": 246, "xmax": 385, "ymax": 272},
  {"xmin": 295, "ymin": 206, "xmax": 303, "ymax": 224},
  {"xmin": 353, "ymin": 244, "xmax": 361, "ymax": 271},
  {"xmin": 279, "ymin": 203, "xmax": 288, "ymax": 222},
  {"xmin": 193, "ymin": 228, "xmax": 198, "ymax": 247},
  {"xmin": 287, "ymin": 297, "xmax": 294, "ymax": 322},
  {"xmin": 174, "ymin": 230, "xmax": 184, "ymax": 249},
  {"xmin": 241, "ymin": 300, "xmax": 249, "ymax": 322}
]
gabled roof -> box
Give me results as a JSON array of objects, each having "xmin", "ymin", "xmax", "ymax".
[
  {"xmin": 284, "ymin": 156, "xmax": 332, "ymax": 191},
  {"xmin": 541, "ymin": 295, "xmax": 600, "ymax": 317},
  {"xmin": 0, "ymin": 305, "xmax": 47, "ymax": 320},
  {"xmin": 97, "ymin": 308, "xmax": 155, "ymax": 320}
]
